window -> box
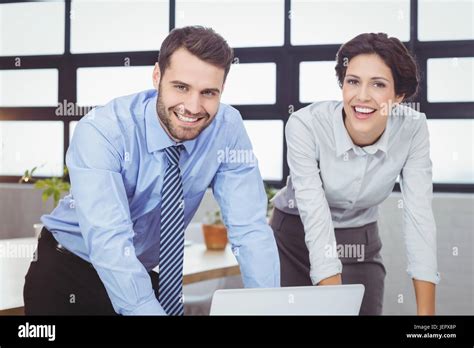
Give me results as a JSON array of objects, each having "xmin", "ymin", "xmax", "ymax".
[
  {"xmin": 0, "ymin": 0, "xmax": 472, "ymax": 192},
  {"xmin": 77, "ymin": 66, "xmax": 153, "ymax": 106},
  {"xmin": 176, "ymin": 0, "xmax": 284, "ymax": 48},
  {"xmin": 0, "ymin": 2, "xmax": 65, "ymax": 56},
  {"xmin": 291, "ymin": 0, "xmax": 410, "ymax": 45},
  {"xmin": 0, "ymin": 69, "xmax": 58, "ymax": 107},
  {"xmin": 244, "ymin": 120, "xmax": 284, "ymax": 181},
  {"xmin": 222, "ymin": 63, "xmax": 277, "ymax": 105},
  {"xmin": 69, "ymin": 121, "xmax": 78, "ymax": 142},
  {"xmin": 427, "ymin": 57, "xmax": 474, "ymax": 102},
  {"xmin": 71, "ymin": 0, "xmax": 169, "ymax": 53},
  {"xmin": 418, "ymin": 0, "xmax": 474, "ymax": 41},
  {"xmin": 428, "ymin": 119, "xmax": 474, "ymax": 184},
  {"xmin": 0, "ymin": 121, "xmax": 64, "ymax": 177},
  {"xmin": 299, "ymin": 61, "xmax": 341, "ymax": 103}
]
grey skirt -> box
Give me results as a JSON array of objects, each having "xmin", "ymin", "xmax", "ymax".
[{"xmin": 270, "ymin": 207, "xmax": 386, "ymax": 315}]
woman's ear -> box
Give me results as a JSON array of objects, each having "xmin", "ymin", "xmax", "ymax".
[
  {"xmin": 152, "ymin": 62, "xmax": 161, "ymax": 90},
  {"xmin": 395, "ymin": 93, "xmax": 405, "ymax": 104}
]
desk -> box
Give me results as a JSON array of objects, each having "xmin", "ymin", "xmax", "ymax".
[
  {"xmin": 180, "ymin": 243, "xmax": 240, "ymax": 285},
  {"xmin": 0, "ymin": 237, "xmax": 240, "ymax": 315}
]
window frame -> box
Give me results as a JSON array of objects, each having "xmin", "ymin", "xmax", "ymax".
[{"xmin": 0, "ymin": 0, "xmax": 472, "ymax": 192}]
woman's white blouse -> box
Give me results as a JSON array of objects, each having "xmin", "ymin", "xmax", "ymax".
[{"xmin": 273, "ymin": 101, "xmax": 440, "ymax": 285}]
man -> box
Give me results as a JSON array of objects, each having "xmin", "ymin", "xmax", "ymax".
[{"xmin": 23, "ymin": 26, "xmax": 280, "ymax": 316}]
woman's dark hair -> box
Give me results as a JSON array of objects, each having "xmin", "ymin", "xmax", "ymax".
[
  {"xmin": 335, "ymin": 33, "xmax": 420, "ymax": 101},
  {"xmin": 158, "ymin": 26, "xmax": 234, "ymax": 81}
]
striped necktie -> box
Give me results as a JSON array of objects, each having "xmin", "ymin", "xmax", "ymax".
[{"xmin": 158, "ymin": 145, "xmax": 185, "ymax": 316}]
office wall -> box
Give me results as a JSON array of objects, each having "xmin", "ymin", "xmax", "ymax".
[
  {"xmin": 0, "ymin": 184, "xmax": 55, "ymax": 239},
  {"xmin": 378, "ymin": 192, "xmax": 474, "ymax": 315}
]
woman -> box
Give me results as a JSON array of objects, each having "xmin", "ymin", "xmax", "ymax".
[{"xmin": 271, "ymin": 33, "xmax": 439, "ymax": 315}]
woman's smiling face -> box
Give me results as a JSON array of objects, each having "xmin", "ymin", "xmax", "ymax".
[{"xmin": 342, "ymin": 53, "xmax": 404, "ymax": 146}]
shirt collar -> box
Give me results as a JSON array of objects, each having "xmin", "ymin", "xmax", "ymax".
[
  {"xmin": 333, "ymin": 102, "xmax": 390, "ymax": 157},
  {"xmin": 145, "ymin": 91, "xmax": 197, "ymax": 154},
  {"xmin": 334, "ymin": 102, "xmax": 355, "ymax": 157}
]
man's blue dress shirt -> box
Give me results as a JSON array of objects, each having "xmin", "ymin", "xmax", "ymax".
[{"xmin": 41, "ymin": 89, "xmax": 280, "ymax": 315}]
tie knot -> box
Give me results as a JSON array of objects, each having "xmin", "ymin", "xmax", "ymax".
[{"xmin": 164, "ymin": 145, "xmax": 183, "ymax": 166}]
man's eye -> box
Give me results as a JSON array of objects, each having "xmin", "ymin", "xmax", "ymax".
[
  {"xmin": 202, "ymin": 91, "xmax": 216, "ymax": 97},
  {"xmin": 175, "ymin": 85, "xmax": 187, "ymax": 91}
]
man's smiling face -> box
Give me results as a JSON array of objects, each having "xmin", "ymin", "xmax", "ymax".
[{"xmin": 153, "ymin": 47, "xmax": 225, "ymax": 142}]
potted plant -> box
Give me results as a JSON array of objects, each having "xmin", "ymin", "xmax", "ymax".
[
  {"xmin": 265, "ymin": 183, "xmax": 279, "ymax": 217},
  {"xmin": 19, "ymin": 165, "xmax": 70, "ymax": 207},
  {"xmin": 202, "ymin": 210, "xmax": 228, "ymax": 250},
  {"xmin": 19, "ymin": 166, "xmax": 71, "ymax": 236}
]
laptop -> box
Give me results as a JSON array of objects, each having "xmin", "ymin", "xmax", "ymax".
[{"xmin": 210, "ymin": 284, "xmax": 365, "ymax": 315}]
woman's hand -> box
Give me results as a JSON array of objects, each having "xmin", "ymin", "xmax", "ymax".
[
  {"xmin": 317, "ymin": 273, "xmax": 342, "ymax": 286},
  {"xmin": 413, "ymin": 279, "xmax": 436, "ymax": 315}
]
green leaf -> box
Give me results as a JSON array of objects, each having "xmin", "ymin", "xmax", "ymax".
[
  {"xmin": 53, "ymin": 191, "xmax": 60, "ymax": 206},
  {"xmin": 41, "ymin": 190, "xmax": 51, "ymax": 202},
  {"xmin": 59, "ymin": 182, "xmax": 70, "ymax": 191},
  {"xmin": 34, "ymin": 181, "xmax": 47, "ymax": 189}
]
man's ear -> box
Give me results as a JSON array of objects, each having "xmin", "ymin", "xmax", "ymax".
[{"xmin": 152, "ymin": 62, "xmax": 161, "ymax": 90}]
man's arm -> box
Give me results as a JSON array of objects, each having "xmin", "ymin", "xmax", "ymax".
[
  {"xmin": 67, "ymin": 119, "xmax": 166, "ymax": 315},
  {"xmin": 211, "ymin": 111, "xmax": 280, "ymax": 288}
]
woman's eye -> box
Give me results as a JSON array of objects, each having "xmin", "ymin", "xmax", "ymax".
[
  {"xmin": 347, "ymin": 79, "xmax": 358, "ymax": 85},
  {"xmin": 374, "ymin": 82, "xmax": 386, "ymax": 88}
]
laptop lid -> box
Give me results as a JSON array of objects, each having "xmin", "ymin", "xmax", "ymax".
[{"xmin": 210, "ymin": 284, "xmax": 365, "ymax": 315}]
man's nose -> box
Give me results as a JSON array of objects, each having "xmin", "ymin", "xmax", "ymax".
[{"xmin": 184, "ymin": 93, "xmax": 201, "ymax": 115}]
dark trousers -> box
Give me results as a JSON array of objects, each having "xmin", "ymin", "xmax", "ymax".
[
  {"xmin": 270, "ymin": 208, "xmax": 386, "ymax": 315},
  {"xmin": 23, "ymin": 227, "xmax": 160, "ymax": 315}
]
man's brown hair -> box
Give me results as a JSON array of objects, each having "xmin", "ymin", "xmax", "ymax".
[{"xmin": 158, "ymin": 26, "xmax": 234, "ymax": 81}]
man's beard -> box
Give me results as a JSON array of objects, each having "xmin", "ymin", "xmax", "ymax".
[{"xmin": 156, "ymin": 92, "xmax": 211, "ymax": 142}]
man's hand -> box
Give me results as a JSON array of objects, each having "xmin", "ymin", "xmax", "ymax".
[{"xmin": 317, "ymin": 273, "xmax": 342, "ymax": 286}]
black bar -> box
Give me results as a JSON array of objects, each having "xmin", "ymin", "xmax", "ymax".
[{"xmin": 0, "ymin": 315, "xmax": 472, "ymax": 345}]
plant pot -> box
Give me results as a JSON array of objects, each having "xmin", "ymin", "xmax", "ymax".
[{"xmin": 202, "ymin": 224, "xmax": 228, "ymax": 250}]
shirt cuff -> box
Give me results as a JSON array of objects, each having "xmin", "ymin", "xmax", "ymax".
[
  {"xmin": 121, "ymin": 294, "xmax": 167, "ymax": 316},
  {"xmin": 309, "ymin": 260, "xmax": 343, "ymax": 285},
  {"xmin": 407, "ymin": 265, "xmax": 441, "ymax": 285}
]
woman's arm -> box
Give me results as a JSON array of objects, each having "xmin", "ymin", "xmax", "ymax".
[
  {"xmin": 318, "ymin": 274, "xmax": 342, "ymax": 285},
  {"xmin": 413, "ymin": 279, "xmax": 436, "ymax": 315},
  {"xmin": 285, "ymin": 112, "xmax": 343, "ymax": 285},
  {"xmin": 399, "ymin": 112, "xmax": 440, "ymax": 315}
]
